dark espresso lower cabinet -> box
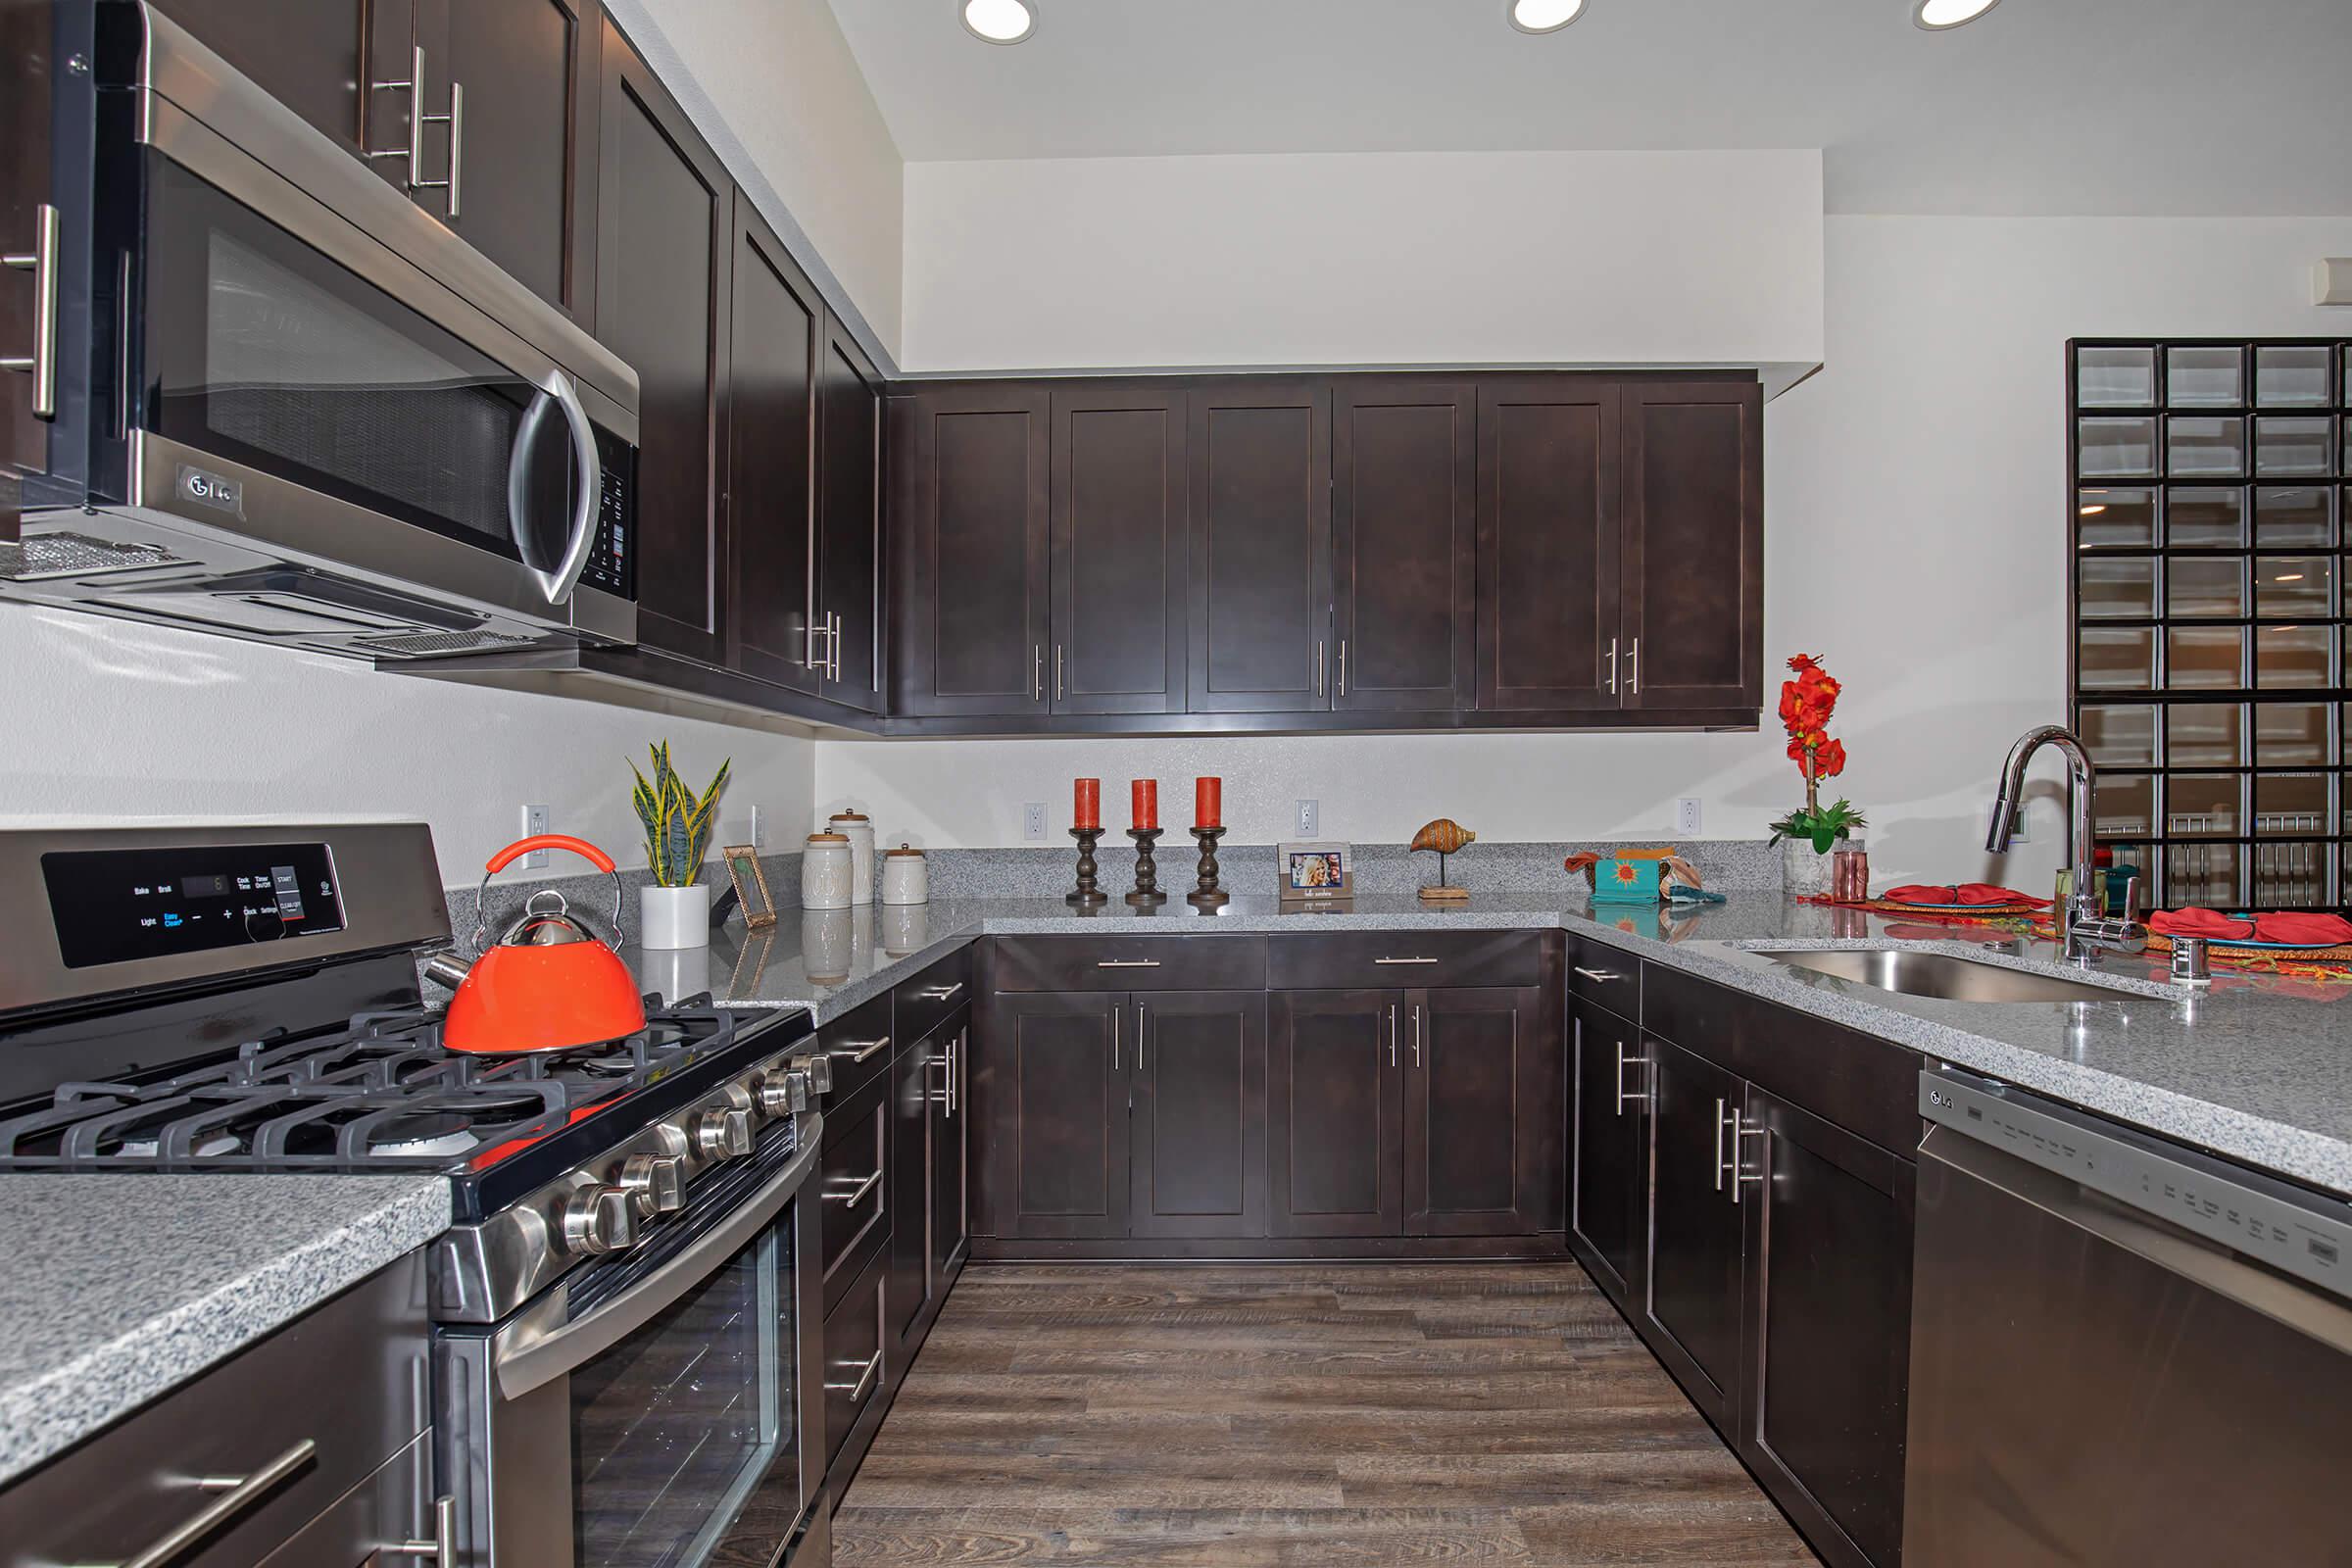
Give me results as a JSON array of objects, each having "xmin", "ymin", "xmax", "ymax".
[
  {"xmin": 981, "ymin": 991, "xmax": 1131, "ymax": 1240},
  {"xmin": 1131, "ymin": 992, "xmax": 1267, "ymax": 1238},
  {"xmin": 1567, "ymin": 995, "xmax": 1645, "ymax": 1303},
  {"xmin": 1404, "ymin": 985, "xmax": 1557, "ymax": 1236},
  {"xmin": 1639, "ymin": 1035, "xmax": 1746, "ymax": 1432},
  {"xmin": 1267, "ymin": 989, "xmax": 1402, "ymax": 1238}
]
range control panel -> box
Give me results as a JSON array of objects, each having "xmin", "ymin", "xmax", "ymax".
[{"xmin": 41, "ymin": 843, "xmax": 347, "ymax": 969}]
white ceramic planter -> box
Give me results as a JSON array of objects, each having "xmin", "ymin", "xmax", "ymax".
[
  {"xmin": 639, "ymin": 882, "xmax": 711, "ymax": 950},
  {"xmin": 1781, "ymin": 839, "xmax": 1836, "ymax": 898}
]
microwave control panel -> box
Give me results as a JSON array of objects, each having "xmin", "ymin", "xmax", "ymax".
[
  {"xmin": 41, "ymin": 843, "xmax": 347, "ymax": 968},
  {"xmin": 577, "ymin": 432, "xmax": 636, "ymax": 600}
]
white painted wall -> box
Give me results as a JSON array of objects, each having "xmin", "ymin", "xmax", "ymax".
[
  {"xmin": 0, "ymin": 608, "xmax": 813, "ymax": 889},
  {"xmin": 824, "ymin": 212, "xmax": 2352, "ymax": 888},
  {"xmin": 900, "ymin": 150, "xmax": 1825, "ymax": 382},
  {"xmin": 605, "ymin": 0, "xmax": 905, "ymax": 365}
]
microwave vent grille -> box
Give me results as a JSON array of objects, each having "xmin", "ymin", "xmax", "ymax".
[
  {"xmin": 1, "ymin": 533, "xmax": 194, "ymax": 581},
  {"xmin": 356, "ymin": 628, "xmax": 537, "ymax": 658}
]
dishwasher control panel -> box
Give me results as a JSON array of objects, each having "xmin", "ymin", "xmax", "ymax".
[{"xmin": 1923, "ymin": 1068, "xmax": 2352, "ymax": 1302}]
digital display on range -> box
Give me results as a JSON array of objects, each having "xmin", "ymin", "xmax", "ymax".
[{"xmin": 41, "ymin": 843, "xmax": 345, "ymax": 969}]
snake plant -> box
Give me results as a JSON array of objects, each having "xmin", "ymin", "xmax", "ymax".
[{"xmin": 630, "ymin": 742, "xmax": 731, "ymax": 887}]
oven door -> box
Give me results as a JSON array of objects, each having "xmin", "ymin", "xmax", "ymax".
[{"xmin": 437, "ymin": 1120, "xmax": 826, "ymax": 1568}]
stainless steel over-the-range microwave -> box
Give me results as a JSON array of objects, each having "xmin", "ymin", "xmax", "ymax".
[{"xmin": 2, "ymin": 0, "xmax": 639, "ymax": 660}]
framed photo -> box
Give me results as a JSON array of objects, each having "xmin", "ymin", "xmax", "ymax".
[
  {"xmin": 720, "ymin": 845, "xmax": 778, "ymax": 930},
  {"xmin": 1277, "ymin": 840, "xmax": 1352, "ymax": 902}
]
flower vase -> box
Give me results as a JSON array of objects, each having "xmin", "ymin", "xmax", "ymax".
[{"xmin": 1781, "ymin": 839, "xmax": 1835, "ymax": 899}]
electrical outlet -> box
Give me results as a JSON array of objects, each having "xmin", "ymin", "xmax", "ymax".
[
  {"xmin": 750, "ymin": 806, "xmax": 767, "ymax": 850},
  {"xmin": 1296, "ymin": 799, "xmax": 1319, "ymax": 837},
  {"xmin": 1023, "ymin": 802, "xmax": 1049, "ymax": 842},
  {"xmin": 520, "ymin": 805, "xmax": 550, "ymax": 868},
  {"xmin": 1675, "ymin": 797, "xmax": 1702, "ymax": 835}
]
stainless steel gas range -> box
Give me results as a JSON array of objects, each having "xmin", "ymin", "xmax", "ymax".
[{"xmin": 0, "ymin": 823, "xmax": 832, "ymax": 1568}]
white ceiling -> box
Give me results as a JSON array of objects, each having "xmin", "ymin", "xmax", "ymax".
[{"xmin": 823, "ymin": 0, "xmax": 2352, "ymax": 217}]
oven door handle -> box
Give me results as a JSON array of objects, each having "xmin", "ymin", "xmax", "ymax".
[
  {"xmin": 508, "ymin": 366, "xmax": 603, "ymax": 608},
  {"xmin": 490, "ymin": 1115, "xmax": 821, "ymax": 1400}
]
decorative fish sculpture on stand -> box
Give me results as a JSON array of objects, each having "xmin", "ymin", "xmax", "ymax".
[{"xmin": 1412, "ymin": 819, "xmax": 1476, "ymax": 904}]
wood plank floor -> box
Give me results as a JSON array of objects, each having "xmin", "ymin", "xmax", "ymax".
[{"xmin": 832, "ymin": 1262, "xmax": 1819, "ymax": 1566}]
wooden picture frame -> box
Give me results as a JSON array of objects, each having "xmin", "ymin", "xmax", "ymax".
[
  {"xmin": 1277, "ymin": 840, "xmax": 1352, "ymax": 903},
  {"xmin": 721, "ymin": 845, "xmax": 778, "ymax": 929}
]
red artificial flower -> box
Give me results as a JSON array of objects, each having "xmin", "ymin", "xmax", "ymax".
[
  {"xmin": 1814, "ymin": 738, "xmax": 1847, "ymax": 779},
  {"xmin": 1788, "ymin": 654, "xmax": 1823, "ymax": 675}
]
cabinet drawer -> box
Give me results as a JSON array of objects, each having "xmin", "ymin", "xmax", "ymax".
[
  {"xmin": 992, "ymin": 935, "xmax": 1267, "ymax": 992},
  {"xmin": 0, "ymin": 1254, "xmax": 427, "ymax": 1568},
  {"xmin": 822, "ymin": 1245, "xmax": 888, "ymax": 1466},
  {"xmin": 816, "ymin": 991, "xmax": 896, "ymax": 1104},
  {"xmin": 1561, "ymin": 927, "xmax": 1642, "ymax": 1015},
  {"xmin": 254, "ymin": 1431, "xmax": 434, "ymax": 1568},
  {"xmin": 1267, "ymin": 930, "xmax": 1541, "ymax": 990},
  {"xmin": 894, "ymin": 944, "xmax": 974, "ymax": 1046},
  {"xmin": 821, "ymin": 1069, "xmax": 892, "ymax": 1312}
]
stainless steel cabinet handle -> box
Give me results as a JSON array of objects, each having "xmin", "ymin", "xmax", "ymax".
[
  {"xmin": 1338, "ymin": 638, "xmax": 1348, "ymax": 698},
  {"xmin": 1573, "ymin": 965, "xmax": 1624, "ymax": 983},
  {"xmin": 825, "ymin": 1168, "xmax": 882, "ymax": 1206},
  {"xmin": 1, "ymin": 201, "xmax": 59, "ymax": 420},
  {"xmin": 1716, "ymin": 1099, "xmax": 1762, "ymax": 1200},
  {"xmin": 830, "ymin": 612, "xmax": 845, "ymax": 682},
  {"xmin": 1375, "ymin": 956, "xmax": 1438, "ymax": 966},
  {"xmin": 415, "ymin": 77, "xmax": 464, "ymax": 218},
  {"xmin": 1628, "ymin": 636, "xmax": 1640, "ymax": 696},
  {"xmin": 1734, "ymin": 1108, "xmax": 1767, "ymax": 1200},
  {"xmin": 383, "ymin": 1494, "xmax": 458, "ymax": 1568},
  {"xmin": 368, "ymin": 46, "xmax": 425, "ymax": 188},
  {"xmin": 1606, "ymin": 635, "xmax": 1618, "ymax": 696},
  {"xmin": 826, "ymin": 1348, "xmax": 881, "ymax": 1400},
  {"xmin": 1389, "ymin": 1003, "xmax": 1399, "ymax": 1068},
  {"xmin": 826, "ymin": 1036, "xmax": 891, "ymax": 1064},
  {"xmin": 1715, "ymin": 1097, "xmax": 1731, "ymax": 1193},
  {"xmin": 1613, "ymin": 1043, "xmax": 1648, "ymax": 1113},
  {"xmin": 1135, "ymin": 1004, "xmax": 1146, "ymax": 1070},
  {"xmin": 921, "ymin": 981, "xmax": 965, "ymax": 1001},
  {"xmin": 1315, "ymin": 640, "xmax": 1325, "ymax": 697},
  {"xmin": 1096, "ymin": 958, "xmax": 1161, "ymax": 969},
  {"xmin": 1111, "ymin": 1004, "xmax": 1120, "ymax": 1071},
  {"xmin": 932, "ymin": 1033, "xmax": 959, "ymax": 1115},
  {"xmin": 86, "ymin": 1438, "xmax": 318, "ymax": 1568},
  {"xmin": 1411, "ymin": 1004, "xmax": 1423, "ymax": 1068},
  {"xmin": 1033, "ymin": 644, "xmax": 1044, "ymax": 702},
  {"xmin": 948, "ymin": 1031, "xmax": 959, "ymax": 1116},
  {"xmin": 1055, "ymin": 643, "xmax": 1064, "ymax": 701}
]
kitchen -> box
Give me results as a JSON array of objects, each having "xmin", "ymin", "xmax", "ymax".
[{"xmin": 3, "ymin": 0, "xmax": 2352, "ymax": 1564}]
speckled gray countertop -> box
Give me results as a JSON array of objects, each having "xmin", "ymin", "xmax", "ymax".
[
  {"xmin": 630, "ymin": 891, "xmax": 2352, "ymax": 1199},
  {"xmin": 0, "ymin": 1175, "xmax": 450, "ymax": 1486}
]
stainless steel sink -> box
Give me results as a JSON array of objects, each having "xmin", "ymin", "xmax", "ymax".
[{"xmin": 1759, "ymin": 948, "xmax": 2128, "ymax": 1004}]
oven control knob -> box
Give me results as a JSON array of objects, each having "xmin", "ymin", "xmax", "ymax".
[
  {"xmin": 617, "ymin": 1152, "xmax": 686, "ymax": 1216},
  {"xmin": 695, "ymin": 1106, "xmax": 754, "ymax": 1160},
  {"xmin": 755, "ymin": 1069, "xmax": 808, "ymax": 1118},
  {"xmin": 560, "ymin": 1185, "xmax": 637, "ymax": 1255}
]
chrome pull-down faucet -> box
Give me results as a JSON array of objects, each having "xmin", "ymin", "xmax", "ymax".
[{"xmin": 1986, "ymin": 723, "xmax": 2148, "ymax": 968}]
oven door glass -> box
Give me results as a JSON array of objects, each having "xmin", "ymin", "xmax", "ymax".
[
  {"xmin": 135, "ymin": 150, "xmax": 581, "ymax": 580},
  {"xmin": 566, "ymin": 1201, "xmax": 807, "ymax": 1567}
]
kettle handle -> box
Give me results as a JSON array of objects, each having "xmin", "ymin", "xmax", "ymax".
[{"xmin": 486, "ymin": 835, "xmax": 615, "ymax": 876}]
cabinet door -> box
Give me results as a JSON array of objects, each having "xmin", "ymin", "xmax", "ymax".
[
  {"xmin": 815, "ymin": 316, "xmax": 884, "ymax": 711},
  {"xmin": 886, "ymin": 1033, "xmax": 932, "ymax": 1352},
  {"xmin": 930, "ymin": 1015, "xmax": 970, "ymax": 1286},
  {"xmin": 981, "ymin": 990, "xmax": 1130, "ymax": 1239},
  {"xmin": 1475, "ymin": 379, "xmax": 1623, "ymax": 710},
  {"xmin": 1331, "ymin": 380, "xmax": 1473, "ymax": 712},
  {"xmin": 1131, "ymin": 991, "xmax": 1266, "ymax": 1239},
  {"xmin": 1740, "ymin": 1087, "xmax": 1914, "ymax": 1568},
  {"xmin": 595, "ymin": 22, "xmax": 728, "ymax": 664},
  {"xmin": 1266, "ymin": 990, "xmax": 1401, "ymax": 1238},
  {"xmin": 1051, "ymin": 383, "xmax": 1187, "ymax": 715},
  {"xmin": 890, "ymin": 387, "xmax": 1052, "ymax": 715},
  {"xmin": 418, "ymin": 0, "xmax": 592, "ymax": 317},
  {"xmin": 0, "ymin": 0, "xmax": 54, "ymax": 482},
  {"xmin": 1567, "ymin": 997, "xmax": 1645, "ymax": 1306},
  {"xmin": 1402, "ymin": 986, "xmax": 1552, "ymax": 1236},
  {"xmin": 1621, "ymin": 380, "xmax": 1764, "ymax": 711},
  {"xmin": 149, "ymin": 0, "xmax": 373, "ymax": 163},
  {"xmin": 724, "ymin": 203, "xmax": 820, "ymax": 692},
  {"xmin": 1642, "ymin": 1035, "xmax": 1745, "ymax": 1429},
  {"xmin": 1185, "ymin": 382, "xmax": 1332, "ymax": 713}
]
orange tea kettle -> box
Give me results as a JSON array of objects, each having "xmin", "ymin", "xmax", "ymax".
[{"xmin": 423, "ymin": 835, "xmax": 648, "ymax": 1054}]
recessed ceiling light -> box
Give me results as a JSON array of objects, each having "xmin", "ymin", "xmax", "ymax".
[
  {"xmin": 1508, "ymin": 0, "xmax": 1588, "ymax": 35},
  {"xmin": 962, "ymin": 0, "xmax": 1036, "ymax": 45},
  {"xmin": 1914, "ymin": 0, "xmax": 2001, "ymax": 29}
]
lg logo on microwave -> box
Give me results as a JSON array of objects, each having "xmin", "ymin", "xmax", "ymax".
[{"xmin": 177, "ymin": 466, "xmax": 244, "ymax": 516}]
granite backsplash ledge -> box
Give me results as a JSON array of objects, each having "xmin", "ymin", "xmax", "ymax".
[{"xmin": 443, "ymin": 850, "xmax": 806, "ymax": 952}]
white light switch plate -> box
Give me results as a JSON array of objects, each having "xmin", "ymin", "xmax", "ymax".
[
  {"xmin": 521, "ymin": 806, "xmax": 550, "ymax": 868},
  {"xmin": 1023, "ymin": 803, "xmax": 1049, "ymax": 842},
  {"xmin": 1296, "ymin": 799, "xmax": 1319, "ymax": 837},
  {"xmin": 1675, "ymin": 797, "xmax": 1702, "ymax": 835}
]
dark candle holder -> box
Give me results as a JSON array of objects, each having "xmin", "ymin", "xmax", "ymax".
[
  {"xmin": 1187, "ymin": 826, "xmax": 1230, "ymax": 909},
  {"xmin": 1125, "ymin": 827, "xmax": 1168, "ymax": 906},
  {"xmin": 1066, "ymin": 826, "xmax": 1108, "ymax": 907}
]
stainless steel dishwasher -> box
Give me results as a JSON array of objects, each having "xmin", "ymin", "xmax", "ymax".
[{"xmin": 1906, "ymin": 1067, "xmax": 2352, "ymax": 1566}]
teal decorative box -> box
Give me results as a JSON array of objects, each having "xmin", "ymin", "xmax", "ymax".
[{"xmin": 1590, "ymin": 855, "xmax": 1663, "ymax": 904}]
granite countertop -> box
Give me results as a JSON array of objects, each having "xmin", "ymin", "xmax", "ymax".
[
  {"xmin": 0, "ymin": 1174, "xmax": 451, "ymax": 1487},
  {"xmin": 627, "ymin": 891, "xmax": 2352, "ymax": 1200}
]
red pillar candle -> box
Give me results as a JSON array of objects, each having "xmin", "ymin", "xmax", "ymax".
[
  {"xmin": 1073, "ymin": 778, "xmax": 1101, "ymax": 831},
  {"xmin": 1195, "ymin": 776, "xmax": 1221, "ymax": 829},
  {"xmin": 1131, "ymin": 779, "xmax": 1158, "ymax": 831}
]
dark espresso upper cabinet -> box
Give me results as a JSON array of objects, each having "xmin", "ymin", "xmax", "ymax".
[
  {"xmin": 0, "ymin": 0, "xmax": 53, "ymax": 484},
  {"xmin": 414, "ymin": 0, "xmax": 595, "ymax": 318},
  {"xmin": 1051, "ymin": 384, "xmax": 1187, "ymax": 715},
  {"xmin": 595, "ymin": 20, "xmax": 728, "ymax": 665},
  {"xmin": 1187, "ymin": 383, "xmax": 1333, "ymax": 713},
  {"xmin": 1332, "ymin": 381, "xmax": 1474, "ymax": 712},
  {"xmin": 1476, "ymin": 379, "xmax": 1623, "ymax": 711},
  {"xmin": 816, "ymin": 318, "xmax": 885, "ymax": 711},
  {"xmin": 890, "ymin": 385, "xmax": 1052, "ymax": 716},
  {"xmin": 1622, "ymin": 380, "xmax": 1764, "ymax": 710},
  {"xmin": 148, "ymin": 0, "xmax": 380, "ymax": 164},
  {"xmin": 724, "ymin": 203, "xmax": 820, "ymax": 692}
]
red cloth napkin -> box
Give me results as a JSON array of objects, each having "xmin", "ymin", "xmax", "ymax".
[
  {"xmin": 1883, "ymin": 884, "xmax": 2049, "ymax": 908},
  {"xmin": 1956, "ymin": 883, "xmax": 2051, "ymax": 908},
  {"xmin": 2149, "ymin": 907, "xmax": 2257, "ymax": 941},
  {"xmin": 2252, "ymin": 912, "xmax": 2352, "ymax": 947},
  {"xmin": 1883, "ymin": 885, "xmax": 1957, "ymax": 905}
]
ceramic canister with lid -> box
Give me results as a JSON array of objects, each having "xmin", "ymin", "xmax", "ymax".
[
  {"xmin": 880, "ymin": 842, "xmax": 928, "ymax": 906},
  {"xmin": 801, "ymin": 831, "xmax": 854, "ymax": 910},
  {"xmin": 828, "ymin": 810, "xmax": 875, "ymax": 904}
]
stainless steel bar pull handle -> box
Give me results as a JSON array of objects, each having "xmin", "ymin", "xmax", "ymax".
[
  {"xmin": 415, "ymin": 77, "xmax": 464, "ymax": 218},
  {"xmin": 1135, "ymin": 1004, "xmax": 1146, "ymax": 1070},
  {"xmin": 1573, "ymin": 965, "xmax": 1623, "ymax": 983},
  {"xmin": 1628, "ymin": 636, "xmax": 1640, "ymax": 696},
  {"xmin": 1715, "ymin": 1097, "xmax": 1732, "ymax": 1193},
  {"xmin": 1715, "ymin": 1100, "xmax": 1762, "ymax": 1200},
  {"xmin": 827, "ymin": 1348, "xmax": 881, "ymax": 1400},
  {"xmin": 1055, "ymin": 643, "xmax": 1064, "ymax": 701},
  {"xmin": 1375, "ymin": 956, "xmax": 1438, "ymax": 966},
  {"xmin": 921, "ymin": 981, "xmax": 965, "ymax": 1001},
  {"xmin": 368, "ymin": 46, "xmax": 426, "ymax": 188},
  {"xmin": 1315, "ymin": 640, "xmax": 1325, "ymax": 697},
  {"xmin": 1389, "ymin": 1004, "xmax": 1399, "ymax": 1067},
  {"xmin": 1411, "ymin": 1004, "xmax": 1423, "ymax": 1068},
  {"xmin": 1096, "ymin": 958, "xmax": 1161, "ymax": 969},
  {"xmin": 1033, "ymin": 645, "xmax": 1044, "ymax": 702},
  {"xmin": 831, "ymin": 612, "xmax": 845, "ymax": 682},
  {"xmin": 383, "ymin": 1494, "xmax": 459, "ymax": 1568},
  {"xmin": 1, "ymin": 201, "xmax": 59, "ymax": 419},
  {"xmin": 825, "ymin": 1168, "xmax": 882, "ymax": 1206},
  {"xmin": 826, "ymin": 1036, "xmax": 891, "ymax": 1064},
  {"xmin": 1606, "ymin": 636, "xmax": 1618, "ymax": 695},
  {"xmin": 1338, "ymin": 639, "xmax": 1348, "ymax": 698},
  {"xmin": 1613, "ymin": 1043, "xmax": 1647, "ymax": 1113},
  {"xmin": 84, "ymin": 1438, "xmax": 318, "ymax": 1568},
  {"xmin": 1111, "ymin": 1004, "xmax": 1120, "ymax": 1071}
]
